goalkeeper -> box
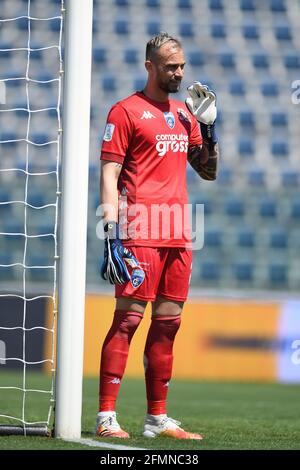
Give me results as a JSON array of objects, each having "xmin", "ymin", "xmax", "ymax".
[{"xmin": 97, "ymin": 32, "xmax": 219, "ymax": 440}]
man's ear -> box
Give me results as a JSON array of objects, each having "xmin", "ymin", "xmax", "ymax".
[{"xmin": 145, "ymin": 60, "xmax": 152, "ymax": 73}]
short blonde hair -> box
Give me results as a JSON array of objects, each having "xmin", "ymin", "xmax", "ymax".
[{"xmin": 146, "ymin": 32, "xmax": 182, "ymax": 61}]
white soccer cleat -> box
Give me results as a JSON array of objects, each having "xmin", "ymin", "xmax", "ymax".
[
  {"xmin": 142, "ymin": 414, "xmax": 203, "ymax": 440},
  {"xmin": 95, "ymin": 411, "xmax": 130, "ymax": 438}
]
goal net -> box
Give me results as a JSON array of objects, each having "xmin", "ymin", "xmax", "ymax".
[{"xmin": 0, "ymin": 0, "xmax": 64, "ymax": 436}]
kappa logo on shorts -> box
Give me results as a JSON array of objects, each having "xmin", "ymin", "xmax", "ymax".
[
  {"xmin": 163, "ymin": 111, "xmax": 175, "ymax": 129},
  {"xmin": 103, "ymin": 123, "xmax": 115, "ymax": 142}
]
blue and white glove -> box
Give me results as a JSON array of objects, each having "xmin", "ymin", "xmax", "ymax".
[
  {"xmin": 101, "ymin": 221, "xmax": 145, "ymax": 288},
  {"xmin": 185, "ymin": 81, "xmax": 218, "ymax": 144}
]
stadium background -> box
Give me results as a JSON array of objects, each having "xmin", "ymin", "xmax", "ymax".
[{"xmin": 1, "ymin": 0, "xmax": 300, "ymax": 421}]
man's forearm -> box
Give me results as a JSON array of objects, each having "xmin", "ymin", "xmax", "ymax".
[
  {"xmin": 100, "ymin": 162, "xmax": 122, "ymax": 223},
  {"xmin": 100, "ymin": 183, "xmax": 119, "ymax": 223},
  {"xmin": 187, "ymin": 142, "xmax": 219, "ymax": 181}
]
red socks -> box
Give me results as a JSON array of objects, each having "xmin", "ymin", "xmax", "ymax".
[
  {"xmin": 144, "ymin": 315, "xmax": 181, "ymax": 415},
  {"xmin": 99, "ymin": 311, "xmax": 181, "ymax": 415},
  {"xmin": 99, "ymin": 310, "xmax": 143, "ymax": 412}
]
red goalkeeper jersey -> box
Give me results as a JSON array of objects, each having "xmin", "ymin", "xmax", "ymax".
[{"xmin": 100, "ymin": 91, "xmax": 202, "ymax": 247}]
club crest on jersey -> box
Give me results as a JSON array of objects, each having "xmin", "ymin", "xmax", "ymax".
[
  {"xmin": 103, "ymin": 123, "xmax": 115, "ymax": 142},
  {"xmin": 163, "ymin": 111, "xmax": 175, "ymax": 129}
]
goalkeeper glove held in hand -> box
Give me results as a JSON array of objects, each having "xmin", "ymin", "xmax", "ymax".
[
  {"xmin": 101, "ymin": 221, "xmax": 145, "ymax": 288},
  {"xmin": 185, "ymin": 81, "xmax": 218, "ymax": 144}
]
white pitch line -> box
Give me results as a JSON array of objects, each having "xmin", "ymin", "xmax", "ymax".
[{"xmin": 64, "ymin": 437, "xmax": 148, "ymax": 451}]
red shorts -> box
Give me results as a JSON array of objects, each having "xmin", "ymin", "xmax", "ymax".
[{"xmin": 115, "ymin": 247, "xmax": 192, "ymax": 302}]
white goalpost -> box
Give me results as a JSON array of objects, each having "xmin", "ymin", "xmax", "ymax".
[
  {"xmin": 0, "ymin": 0, "xmax": 93, "ymax": 440},
  {"xmin": 55, "ymin": 0, "xmax": 93, "ymax": 439}
]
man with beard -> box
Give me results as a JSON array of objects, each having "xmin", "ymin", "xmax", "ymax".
[{"xmin": 97, "ymin": 32, "xmax": 219, "ymax": 439}]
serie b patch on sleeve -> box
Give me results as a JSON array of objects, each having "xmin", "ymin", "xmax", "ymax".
[{"xmin": 103, "ymin": 123, "xmax": 115, "ymax": 142}]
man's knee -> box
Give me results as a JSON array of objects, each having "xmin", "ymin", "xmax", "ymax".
[
  {"xmin": 113, "ymin": 310, "xmax": 143, "ymax": 340},
  {"xmin": 116, "ymin": 296, "xmax": 147, "ymax": 314},
  {"xmin": 152, "ymin": 296, "xmax": 184, "ymax": 317}
]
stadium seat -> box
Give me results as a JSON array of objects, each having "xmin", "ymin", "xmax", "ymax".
[
  {"xmin": 238, "ymin": 138, "xmax": 254, "ymax": 156},
  {"xmin": 16, "ymin": 17, "xmax": 30, "ymax": 31},
  {"xmin": 27, "ymin": 256, "xmax": 54, "ymax": 282},
  {"xmin": 193, "ymin": 197, "xmax": 213, "ymax": 216},
  {"xmin": 93, "ymin": 192, "xmax": 100, "ymax": 211},
  {"xmin": 0, "ymin": 190, "xmax": 12, "ymax": 205},
  {"xmin": 178, "ymin": 22, "xmax": 194, "ymax": 38},
  {"xmin": 239, "ymin": 0, "xmax": 256, "ymax": 11},
  {"xmin": 0, "ymin": 42, "xmax": 12, "ymax": 58},
  {"xmin": 93, "ymin": 47, "xmax": 107, "ymax": 63},
  {"xmin": 30, "ymin": 46, "xmax": 43, "ymax": 61},
  {"xmin": 31, "ymin": 133, "xmax": 51, "ymax": 145},
  {"xmin": 146, "ymin": 0, "xmax": 160, "ymax": 8},
  {"xmin": 217, "ymin": 168, "xmax": 232, "ymax": 185},
  {"xmin": 219, "ymin": 52, "xmax": 235, "ymax": 68},
  {"xmin": 36, "ymin": 223, "xmax": 55, "ymax": 237},
  {"xmin": 271, "ymin": 141, "xmax": 289, "ymax": 157},
  {"xmin": 14, "ymin": 106, "xmax": 29, "ymax": 118},
  {"xmin": 269, "ymin": 229, "xmax": 288, "ymax": 249},
  {"xmin": 115, "ymin": 0, "xmax": 129, "ymax": 6},
  {"xmin": 261, "ymin": 80, "xmax": 278, "ymax": 97},
  {"xmin": 268, "ymin": 264, "xmax": 287, "ymax": 285},
  {"xmin": 274, "ymin": 25, "xmax": 292, "ymax": 41},
  {"xmin": 134, "ymin": 77, "xmax": 146, "ymax": 91},
  {"xmin": 210, "ymin": 22, "xmax": 226, "ymax": 38},
  {"xmin": 291, "ymin": 201, "xmax": 300, "ymax": 220},
  {"xmin": 26, "ymin": 191, "xmax": 46, "ymax": 207},
  {"xmin": 225, "ymin": 199, "xmax": 245, "ymax": 217},
  {"xmin": 259, "ymin": 200, "xmax": 277, "ymax": 218},
  {"xmin": 270, "ymin": 0, "xmax": 286, "ymax": 12},
  {"xmin": 0, "ymin": 254, "xmax": 14, "ymax": 281},
  {"xmin": 205, "ymin": 230, "xmax": 223, "ymax": 248},
  {"xmin": 89, "ymin": 163, "xmax": 98, "ymax": 179},
  {"xmin": 239, "ymin": 110, "xmax": 255, "ymax": 128},
  {"xmin": 114, "ymin": 20, "xmax": 129, "ymax": 35},
  {"xmin": 233, "ymin": 262, "xmax": 254, "ymax": 282},
  {"xmin": 0, "ymin": 253, "xmax": 12, "ymax": 265},
  {"xmin": 229, "ymin": 78, "xmax": 245, "ymax": 96},
  {"xmin": 36, "ymin": 72, "xmax": 54, "ymax": 87},
  {"xmin": 47, "ymin": 105, "xmax": 58, "ymax": 119},
  {"xmin": 271, "ymin": 112, "xmax": 287, "ymax": 127},
  {"xmin": 102, "ymin": 76, "xmax": 116, "ymax": 92},
  {"xmin": 2, "ymin": 72, "xmax": 23, "ymax": 87},
  {"xmin": 49, "ymin": 18, "xmax": 61, "ymax": 32},
  {"xmin": 208, "ymin": 0, "xmax": 223, "ymax": 10},
  {"xmin": 247, "ymin": 169, "xmax": 265, "ymax": 187},
  {"xmin": 237, "ymin": 230, "xmax": 255, "ymax": 248},
  {"xmin": 177, "ymin": 0, "xmax": 192, "ymax": 9},
  {"xmin": 3, "ymin": 221, "xmax": 24, "ymax": 240},
  {"xmin": 0, "ymin": 131, "xmax": 18, "ymax": 147},
  {"xmin": 146, "ymin": 21, "xmax": 161, "ymax": 36},
  {"xmin": 124, "ymin": 48, "xmax": 138, "ymax": 64},
  {"xmin": 188, "ymin": 51, "xmax": 205, "ymax": 67},
  {"xmin": 252, "ymin": 53, "xmax": 269, "ymax": 69},
  {"xmin": 242, "ymin": 24, "xmax": 259, "ymax": 40},
  {"xmin": 281, "ymin": 171, "xmax": 298, "ymax": 188},
  {"xmin": 200, "ymin": 261, "xmax": 221, "ymax": 281},
  {"xmin": 283, "ymin": 54, "xmax": 300, "ymax": 70}
]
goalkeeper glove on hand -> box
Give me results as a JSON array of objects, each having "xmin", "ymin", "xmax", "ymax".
[
  {"xmin": 101, "ymin": 221, "xmax": 145, "ymax": 288},
  {"xmin": 185, "ymin": 81, "xmax": 218, "ymax": 144}
]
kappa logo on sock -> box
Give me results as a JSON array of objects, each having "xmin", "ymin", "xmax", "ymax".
[
  {"xmin": 108, "ymin": 378, "xmax": 121, "ymax": 385},
  {"xmin": 164, "ymin": 381, "xmax": 170, "ymax": 388}
]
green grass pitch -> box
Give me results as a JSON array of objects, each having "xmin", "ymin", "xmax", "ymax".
[{"xmin": 0, "ymin": 372, "xmax": 300, "ymax": 450}]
